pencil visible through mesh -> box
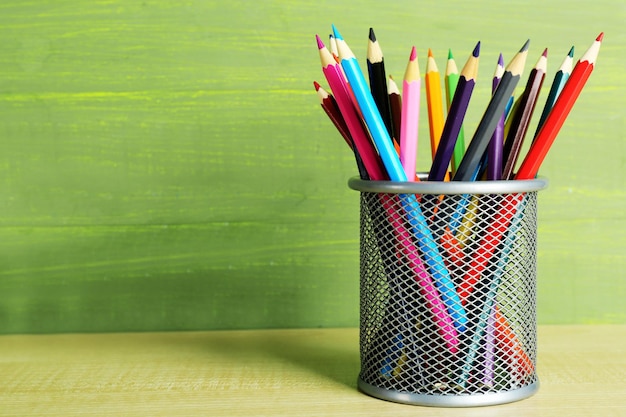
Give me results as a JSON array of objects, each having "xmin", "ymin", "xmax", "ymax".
[{"xmin": 358, "ymin": 190, "xmax": 538, "ymax": 397}]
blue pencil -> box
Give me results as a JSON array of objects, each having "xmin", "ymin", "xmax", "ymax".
[{"xmin": 333, "ymin": 25, "xmax": 468, "ymax": 332}]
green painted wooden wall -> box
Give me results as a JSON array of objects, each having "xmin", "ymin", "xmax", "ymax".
[{"xmin": 0, "ymin": 0, "xmax": 624, "ymax": 334}]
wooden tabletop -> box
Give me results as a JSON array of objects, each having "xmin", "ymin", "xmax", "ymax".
[{"xmin": 1, "ymin": 325, "xmax": 624, "ymax": 416}]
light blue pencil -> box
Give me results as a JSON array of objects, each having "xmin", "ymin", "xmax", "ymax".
[{"xmin": 333, "ymin": 25, "xmax": 468, "ymax": 333}]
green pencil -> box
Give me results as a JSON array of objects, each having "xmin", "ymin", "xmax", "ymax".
[{"xmin": 445, "ymin": 49, "xmax": 466, "ymax": 176}]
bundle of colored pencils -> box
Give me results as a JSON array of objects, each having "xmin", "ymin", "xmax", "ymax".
[
  {"xmin": 313, "ymin": 25, "xmax": 604, "ymax": 388},
  {"xmin": 313, "ymin": 27, "xmax": 603, "ymax": 183}
]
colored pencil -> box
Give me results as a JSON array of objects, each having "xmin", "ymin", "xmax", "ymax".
[
  {"xmin": 367, "ymin": 28, "xmax": 395, "ymax": 140},
  {"xmin": 457, "ymin": 195, "xmax": 528, "ymax": 388},
  {"xmin": 332, "ymin": 26, "xmax": 403, "ymax": 180},
  {"xmin": 388, "ymin": 75, "xmax": 403, "ymax": 154},
  {"xmin": 314, "ymin": 81, "xmax": 352, "ymax": 148},
  {"xmin": 453, "ymin": 39, "xmax": 530, "ymax": 181},
  {"xmin": 445, "ymin": 49, "xmax": 466, "ymax": 175},
  {"xmin": 533, "ymin": 46, "xmax": 575, "ymax": 139},
  {"xmin": 487, "ymin": 53, "xmax": 505, "ymax": 180},
  {"xmin": 333, "ymin": 25, "xmax": 467, "ymax": 332},
  {"xmin": 380, "ymin": 194, "xmax": 460, "ymax": 353},
  {"xmin": 502, "ymin": 48, "xmax": 548, "ymax": 179},
  {"xmin": 425, "ymin": 49, "xmax": 445, "ymax": 160},
  {"xmin": 428, "ymin": 41, "xmax": 480, "ymax": 181},
  {"xmin": 328, "ymin": 34, "xmax": 339, "ymax": 61},
  {"xmin": 517, "ymin": 33, "xmax": 603, "ymax": 180},
  {"xmin": 314, "ymin": 81, "xmax": 369, "ymax": 180},
  {"xmin": 400, "ymin": 46, "xmax": 421, "ymax": 181},
  {"xmin": 316, "ymin": 34, "xmax": 387, "ymax": 181}
]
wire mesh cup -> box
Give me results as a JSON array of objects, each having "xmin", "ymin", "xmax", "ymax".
[{"xmin": 348, "ymin": 176, "xmax": 548, "ymax": 407}]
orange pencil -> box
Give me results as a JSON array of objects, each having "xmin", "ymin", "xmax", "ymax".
[{"xmin": 425, "ymin": 49, "xmax": 445, "ymax": 160}]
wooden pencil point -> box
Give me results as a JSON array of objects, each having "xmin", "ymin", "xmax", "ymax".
[
  {"xmin": 568, "ymin": 45, "xmax": 575, "ymax": 57},
  {"xmin": 313, "ymin": 80, "xmax": 321, "ymax": 91},
  {"xmin": 596, "ymin": 32, "xmax": 604, "ymax": 41},
  {"xmin": 542, "ymin": 48, "xmax": 548, "ymax": 58},
  {"xmin": 315, "ymin": 34, "xmax": 324, "ymax": 49}
]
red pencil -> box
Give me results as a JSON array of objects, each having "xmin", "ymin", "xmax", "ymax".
[
  {"xmin": 315, "ymin": 81, "xmax": 369, "ymax": 180},
  {"xmin": 314, "ymin": 81, "xmax": 352, "ymax": 149},
  {"xmin": 516, "ymin": 33, "xmax": 603, "ymax": 180}
]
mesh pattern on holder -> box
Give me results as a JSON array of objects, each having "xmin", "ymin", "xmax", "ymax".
[{"xmin": 358, "ymin": 190, "xmax": 538, "ymax": 401}]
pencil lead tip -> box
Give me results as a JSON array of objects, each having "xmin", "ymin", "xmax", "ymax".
[
  {"xmin": 472, "ymin": 41, "xmax": 480, "ymax": 57},
  {"xmin": 542, "ymin": 47, "xmax": 548, "ymax": 57},
  {"xmin": 568, "ymin": 45, "xmax": 575, "ymax": 57},
  {"xmin": 410, "ymin": 46, "xmax": 417, "ymax": 61},
  {"xmin": 389, "ymin": 74, "xmax": 394, "ymax": 80},
  {"xmin": 498, "ymin": 53, "xmax": 504, "ymax": 66},
  {"xmin": 331, "ymin": 24, "xmax": 342, "ymax": 40},
  {"xmin": 369, "ymin": 27, "xmax": 376, "ymax": 42},
  {"xmin": 520, "ymin": 39, "xmax": 530, "ymax": 52},
  {"xmin": 315, "ymin": 34, "xmax": 324, "ymax": 49},
  {"xmin": 428, "ymin": 48, "xmax": 433, "ymax": 57},
  {"xmin": 313, "ymin": 81, "xmax": 321, "ymax": 91},
  {"xmin": 447, "ymin": 49, "xmax": 453, "ymax": 59},
  {"xmin": 596, "ymin": 32, "xmax": 604, "ymax": 42}
]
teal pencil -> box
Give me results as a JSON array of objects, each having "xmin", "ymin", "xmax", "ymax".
[{"xmin": 533, "ymin": 46, "xmax": 574, "ymax": 139}]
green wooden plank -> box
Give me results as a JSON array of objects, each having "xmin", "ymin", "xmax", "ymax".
[{"xmin": 0, "ymin": 0, "xmax": 623, "ymax": 333}]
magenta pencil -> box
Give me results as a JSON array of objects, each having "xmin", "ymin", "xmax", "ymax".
[
  {"xmin": 380, "ymin": 194, "xmax": 460, "ymax": 353},
  {"xmin": 316, "ymin": 35, "xmax": 387, "ymax": 181},
  {"xmin": 400, "ymin": 46, "xmax": 421, "ymax": 181}
]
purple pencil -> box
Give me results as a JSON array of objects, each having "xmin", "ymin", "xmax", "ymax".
[
  {"xmin": 487, "ymin": 53, "xmax": 505, "ymax": 180},
  {"xmin": 428, "ymin": 41, "xmax": 480, "ymax": 181}
]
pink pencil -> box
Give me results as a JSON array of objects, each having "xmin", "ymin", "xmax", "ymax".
[
  {"xmin": 380, "ymin": 194, "xmax": 460, "ymax": 353},
  {"xmin": 316, "ymin": 35, "xmax": 387, "ymax": 181},
  {"xmin": 400, "ymin": 46, "xmax": 421, "ymax": 181}
]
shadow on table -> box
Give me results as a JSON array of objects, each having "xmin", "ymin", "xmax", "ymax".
[{"xmin": 197, "ymin": 329, "xmax": 361, "ymax": 389}]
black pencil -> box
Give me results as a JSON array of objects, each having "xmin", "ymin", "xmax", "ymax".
[
  {"xmin": 367, "ymin": 27, "xmax": 395, "ymax": 141},
  {"xmin": 453, "ymin": 40, "xmax": 530, "ymax": 181}
]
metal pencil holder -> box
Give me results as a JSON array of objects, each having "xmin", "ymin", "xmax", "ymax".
[{"xmin": 349, "ymin": 176, "xmax": 548, "ymax": 407}]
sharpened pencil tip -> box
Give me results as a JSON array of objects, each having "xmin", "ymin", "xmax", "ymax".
[
  {"xmin": 596, "ymin": 32, "xmax": 604, "ymax": 42},
  {"xmin": 542, "ymin": 48, "xmax": 548, "ymax": 57},
  {"xmin": 331, "ymin": 24, "xmax": 342, "ymax": 40},
  {"xmin": 410, "ymin": 46, "xmax": 417, "ymax": 61},
  {"xmin": 448, "ymin": 49, "xmax": 453, "ymax": 59},
  {"xmin": 520, "ymin": 39, "xmax": 530, "ymax": 52},
  {"xmin": 369, "ymin": 27, "xmax": 376, "ymax": 42},
  {"xmin": 472, "ymin": 41, "xmax": 480, "ymax": 57},
  {"xmin": 315, "ymin": 34, "xmax": 324, "ymax": 49},
  {"xmin": 568, "ymin": 45, "xmax": 575, "ymax": 57},
  {"xmin": 428, "ymin": 48, "xmax": 433, "ymax": 58},
  {"xmin": 498, "ymin": 53, "xmax": 504, "ymax": 66},
  {"xmin": 313, "ymin": 81, "xmax": 321, "ymax": 91}
]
